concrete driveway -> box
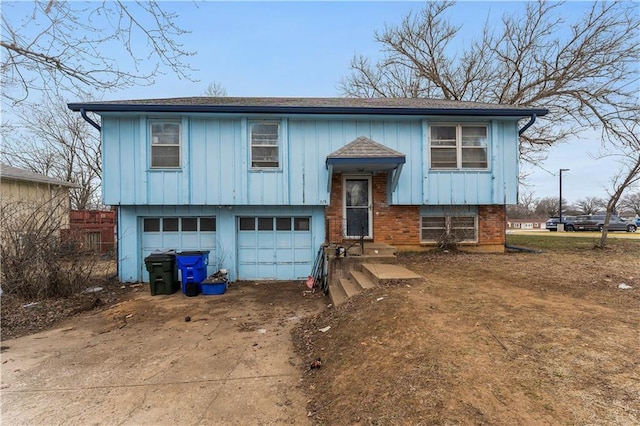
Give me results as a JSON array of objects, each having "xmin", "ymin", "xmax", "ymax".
[{"xmin": 1, "ymin": 281, "xmax": 326, "ymax": 425}]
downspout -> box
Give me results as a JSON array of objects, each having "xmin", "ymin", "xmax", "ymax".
[
  {"xmin": 508, "ymin": 114, "xmax": 538, "ymax": 251},
  {"xmin": 518, "ymin": 114, "xmax": 536, "ymax": 136},
  {"xmin": 79, "ymin": 108, "xmax": 115, "ymax": 280},
  {"xmin": 81, "ymin": 109, "xmax": 101, "ymax": 132}
]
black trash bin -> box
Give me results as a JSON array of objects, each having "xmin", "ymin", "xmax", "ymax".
[{"xmin": 144, "ymin": 250, "xmax": 179, "ymax": 295}]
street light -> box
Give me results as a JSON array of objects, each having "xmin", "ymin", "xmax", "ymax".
[{"xmin": 559, "ymin": 168, "xmax": 570, "ymax": 230}]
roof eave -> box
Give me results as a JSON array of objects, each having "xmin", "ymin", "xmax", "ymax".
[
  {"xmin": 67, "ymin": 103, "xmax": 549, "ymax": 117},
  {"xmin": 1, "ymin": 176, "xmax": 79, "ymax": 188}
]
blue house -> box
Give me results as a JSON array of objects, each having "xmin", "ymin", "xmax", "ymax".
[{"xmin": 68, "ymin": 98, "xmax": 547, "ymax": 283}]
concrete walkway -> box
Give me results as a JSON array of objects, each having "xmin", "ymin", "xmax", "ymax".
[{"xmin": 1, "ymin": 282, "xmax": 326, "ymax": 425}]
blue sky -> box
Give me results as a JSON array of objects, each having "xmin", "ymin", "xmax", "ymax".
[{"xmin": 4, "ymin": 1, "xmax": 629, "ymax": 203}]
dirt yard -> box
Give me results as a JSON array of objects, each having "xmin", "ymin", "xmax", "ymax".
[
  {"xmin": 293, "ymin": 237, "xmax": 639, "ymax": 425},
  {"xmin": 1, "ymin": 236, "xmax": 639, "ymax": 425}
]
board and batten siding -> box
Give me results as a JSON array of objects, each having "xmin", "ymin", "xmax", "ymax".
[
  {"xmin": 101, "ymin": 115, "xmax": 520, "ymax": 207},
  {"xmin": 117, "ymin": 204, "xmax": 325, "ymax": 282}
]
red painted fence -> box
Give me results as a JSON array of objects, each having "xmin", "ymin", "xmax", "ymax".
[{"xmin": 62, "ymin": 210, "xmax": 116, "ymax": 254}]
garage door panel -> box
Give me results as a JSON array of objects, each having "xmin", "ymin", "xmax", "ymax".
[
  {"xmin": 199, "ymin": 232, "xmax": 216, "ymax": 245},
  {"xmin": 294, "ymin": 248, "xmax": 312, "ymax": 263},
  {"xmin": 275, "ymin": 248, "xmax": 294, "ymax": 264},
  {"xmin": 293, "ymin": 233, "xmax": 311, "ymax": 248},
  {"xmin": 257, "ymin": 233, "xmax": 275, "ymax": 246},
  {"xmin": 237, "ymin": 216, "xmax": 313, "ymax": 280},
  {"xmin": 257, "ymin": 248, "xmax": 274, "ymax": 262},
  {"xmin": 275, "ymin": 234, "xmax": 292, "ymax": 248},
  {"xmin": 257, "ymin": 264, "xmax": 276, "ymax": 280},
  {"xmin": 160, "ymin": 233, "xmax": 180, "ymax": 249},
  {"xmin": 277, "ymin": 265, "xmax": 294, "ymax": 279},
  {"xmin": 238, "ymin": 233, "xmax": 257, "ymax": 248},
  {"xmin": 180, "ymin": 233, "xmax": 200, "ymax": 247},
  {"xmin": 143, "ymin": 234, "xmax": 162, "ymax": 248},
  {"xmin": 238, "ymin": 247, "xmax": 257, "ymax": 262},
  {"xmin": 294, "ymin": 264, "xmax": 309, "ymax": 279},
  {"xmin": 141, "ymin": 216, "xmax": 217, "ymax": 282}
]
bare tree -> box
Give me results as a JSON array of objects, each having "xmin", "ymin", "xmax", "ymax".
[
  {"xmin": 204, "ymin": 81, "xmax": 228, "ymax": 97},
  {"xmin": 1, "ymin": 1, "xmax": 196, "ymax": 102},
  {"xmin": 619, "ymin": 191, "xmax": 640, "ymax": 216},
  {"xmin": 507, "ymin": 190, "xmax": 538, "ymax": 218},
  {"xmin": 598, "ymin": 127, "xmax": 640, "ymax": 247},
  {"xmin": 534, "ymin": 196, "xmax": 561, "ymax": 218},
  {"xmin": 340, "ymin": 1, "xmax": 639, "ymax": 164},
  {"xmin": 574, "ymin": 197, "xmax": 606, "ymax": 215},
  {"xmin": 1, "ymin": 95, "xmax": 101, "ymax": 209}
]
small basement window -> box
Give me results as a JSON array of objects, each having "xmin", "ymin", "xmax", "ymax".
[{"xmin": 421, "ymin": 215, "xmax": 477, "ymax": 243}]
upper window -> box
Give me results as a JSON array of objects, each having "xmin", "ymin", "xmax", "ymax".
[
  {"xmin": 250, "ymin": 122, "xmax": 279, "ymax": 169},
  {"xmin": 150, "ymin": 121, "xmax": 181, "ymax": 168},
  {"xmin": 430, "ymin": 124, "xmax": 488, "ymax": 169}
]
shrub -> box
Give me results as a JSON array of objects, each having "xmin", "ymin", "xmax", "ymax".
[{"xmin": 1, "ymin": 198, "xmax": 96, "ymax": 299}]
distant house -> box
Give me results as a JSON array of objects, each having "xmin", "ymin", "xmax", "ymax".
[
  {"xmin": 68, "ymin": 97, "xmax": 547, "ymax": 283},
  {"xmin": 0, "ymin": 164, "xmax": 77, "ymax": 235},
  {"xmin": 506, "ymin": 219, "xmax": 547, "ymax": 230}
]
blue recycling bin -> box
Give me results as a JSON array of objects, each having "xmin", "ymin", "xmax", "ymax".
[{"xmin": 176, "ymin": 251, "xmax": 210, "ymax": 294}]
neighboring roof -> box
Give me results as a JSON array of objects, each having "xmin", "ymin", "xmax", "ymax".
[
  {"xmin": 327, "ymin": 136, "xmax": 405, "ymax": 160},
  {"xmin": 68, "ymin": 97, "xmax": 548, "ymax": 117},
  {"xmin": 0, "ymin": 164, "xmax": 78, "ymax": 187}
]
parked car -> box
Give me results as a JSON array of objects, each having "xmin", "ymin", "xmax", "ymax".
[
  {"xmin": 545, "ymin": 216, "xmax": 577, "ymax": 232},
  {"xmin": 573, "ymin": 214, "xmax": 637, "ymax": 232},
  {"xmin": 636, "ymin": 217, "xmax": 640, "ymax": 227}
]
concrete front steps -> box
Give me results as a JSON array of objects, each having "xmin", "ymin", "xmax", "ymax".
[{"xmin": 328, "ymin": 245, "xmax": 424, "ymax": 306}]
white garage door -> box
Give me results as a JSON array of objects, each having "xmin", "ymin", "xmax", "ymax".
[
  {"xmin": 141, "ymin": 217, "xmax": 216, "ymax": 281},
  {"xmin": 237, "ymin": 216, "xmax": 312, "ymax": 280}
]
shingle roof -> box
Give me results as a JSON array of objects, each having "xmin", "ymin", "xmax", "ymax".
[
  {"xmin": 68, "ymin": 97, "xmax": 548, "ymax": 117},
  {"xmin": 0, "ymin": 164, "xmax": 78, "ymax": 187},
  {"xmin": 327, "ymin": 136, "xmax": 405, "ymax": 159}
]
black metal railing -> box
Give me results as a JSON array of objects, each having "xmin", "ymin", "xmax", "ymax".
[
  {"xmin": 309, "ymin": 243, "xmax": 329, "ymax": 295},
  {"xmin": 342, "ymin": 223, "xmax": 365, "ymax": 256}
]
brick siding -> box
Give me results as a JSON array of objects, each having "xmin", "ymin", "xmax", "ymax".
[
  {"xmin": 478, "ymin": 205, "xmax": 506, "ymax": 246},
  {"xmin": 370, "ymin": 173, "xmax": 419, "ymax": 245},
  {"xmin": 325, "ymin": 172, "xmax": 506, "ymax": 251}
]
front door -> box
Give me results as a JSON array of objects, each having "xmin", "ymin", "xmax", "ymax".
[{"xmin": 343, "ymin": 176, "xmax": 372, "ymax": 239}]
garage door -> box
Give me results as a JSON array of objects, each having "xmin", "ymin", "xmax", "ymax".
[
  {"xmin": 141, "ymin": 217, "xmax": 216, "ymax": 281},
  {"xmin": 237, "ymin": 216, "xmax": 312, "ymax": 280}
]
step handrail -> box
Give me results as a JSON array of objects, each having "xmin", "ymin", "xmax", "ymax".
[{"xmin": 309, "ymin": 243, "xmax": 329, "ymax": 294}]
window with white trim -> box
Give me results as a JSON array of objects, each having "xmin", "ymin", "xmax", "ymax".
[
  {"xmin": 150, "ymin": 121, "xmax": 181, "ymax": 168},
  {"xmin": 421, "ymin": 216, "xmax": 477, "ymax": 243},
  {"xmin": 250, "ymin": 122, "xmax": 279, "ymax": 168},
  {"xmin": 430, "ymin": 124, "xmax": 488, "ymax": 169}
]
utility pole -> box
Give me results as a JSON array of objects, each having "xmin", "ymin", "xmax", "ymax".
[{"xmin": 559, "ymin": 168, "xmax": 570, "ymax": 230}]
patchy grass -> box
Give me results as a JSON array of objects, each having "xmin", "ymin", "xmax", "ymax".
[{"xmin": 506, "ymin": 233, "xmax": 638, "ymax": 253}]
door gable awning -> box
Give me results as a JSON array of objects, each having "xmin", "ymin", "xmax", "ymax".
[{"xmin": 326, "ymin": 136, "xmax": 406, "ymax": 192}]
